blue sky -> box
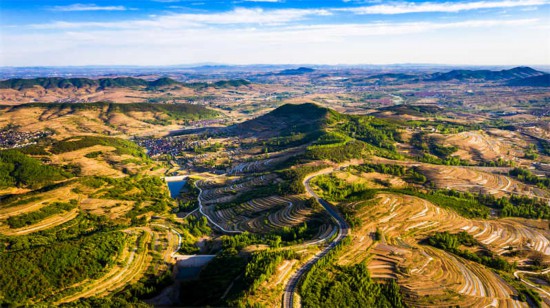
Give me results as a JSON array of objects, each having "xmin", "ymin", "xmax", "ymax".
[{"xmin": 1, "ymin": 0, "xmax": 549, "ymax": 66}]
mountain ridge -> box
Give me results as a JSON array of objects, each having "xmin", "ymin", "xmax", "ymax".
[
  {"xmin": 507, "ymin": 73, "xmax": 550, "ymax": 87},
  {"xmin": 428, "ymin": 66, "xmax": 544, "ymax": 81},
  {"xmin": 0, "ymin": 77, "xmax": 251, "ymax": 91}
]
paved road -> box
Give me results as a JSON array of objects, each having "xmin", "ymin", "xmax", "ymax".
[
  {"xmin": 195, "ymin": 180, "xmax": 242, "ymax": 234},
  {"xmin": 150, "ymin": 223, "xmax": 183, "ymax": 258},
  {"xmin": 282, "ymin": 171, "xmax": 350, "ymax": 308}
]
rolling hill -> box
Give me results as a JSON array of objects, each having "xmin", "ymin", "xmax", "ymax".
[
  {"xmin": 276, "ymin": 67, "xmax": 316, "ymax": 75},
  {"xmin": 0, "ymin": 150, "xmax": 70, "ymax": 189},
  {"xmin": 428, "ymin": 66, "xmax": 544, "ymax": 81},
  {"xmin": 508, "ymin": 73, "xmax": 550, "ymax": 87},
  {"xmin": 7, "ymin": 102, "xmax": 218, "ymax": 120},
  {"xmin": 0, "ymin": 102, "xmax": 219, "ymax": 137},
  {"xmin": 226, "ymin": 103, "xmax": 334, "ymax": 138},
  {"xmin": 0, "ymin": 77, "xmax": 251, "ymax": 91}
]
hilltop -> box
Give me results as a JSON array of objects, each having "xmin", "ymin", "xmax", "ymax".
[
  {"xmin": 7, "ymin": 102, "xmax": 218, "ymax": 119},
  {"xmin": 276, "ymin": 67, "xmax": 315, "ymax": 75},
  {"xmin": 428, "ymin": 66, "xmax": 544, "ymax": 81},
  {"xmin": 508, "ymin": 73, "xmax": 550, "ymax": 87},
  {"xmin": 184, "ymin": 79, "xmax": 251, "ymax": 90},
  {"xmin": 0, "ymin": 102, "xmax": 219, "ymax": 137},
  {"xmin": 0, "ymin": 77, "xmax": 251, "ymax": 91},
  {"xmin": 227, "ymin": 103, "xmax": 334, "ymax": 138}
]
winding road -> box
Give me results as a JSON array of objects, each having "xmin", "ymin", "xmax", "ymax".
[
  {"xmin": 282, "ymin": 170, "xmax": 350, "ymax": 308},
  {"xmin": 195, "ymin": 180, "xmax": 243, "ymax": 234}
]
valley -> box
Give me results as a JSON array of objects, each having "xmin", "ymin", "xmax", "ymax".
[{"xmin": 0, "ymin": 66, "xmax": 549, "ymax": 307}]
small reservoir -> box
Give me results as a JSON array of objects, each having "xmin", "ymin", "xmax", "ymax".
[{"xmin": 165, "ymin": 176, "xmax": 187, "ymax": 199}]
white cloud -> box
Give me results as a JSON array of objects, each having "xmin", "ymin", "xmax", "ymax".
[
  {"xmin": 340, "ymin": 0, "xmax": 547, "ymax": 14},
  {"xmin": 50, "ymin": 3, "xmax": 127, "ymax": 12},
  {"xmin": 6, "ymin": 4, "xmax": 549, "ymax": 66},
  {"xmin": 247, "ymin": 18, "xmax": 539, "ymax": 42},
  {"xmin": 5, "ymin": 19, "xmax": 547, "ymax": 66},
  {"xmin": 31, "ymin": 8, "xmax": 330, "ymax": 29}
]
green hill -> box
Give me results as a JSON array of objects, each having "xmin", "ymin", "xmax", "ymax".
[
  {"xmin": 230, "ymin": 103, "xmax": 336, "ymax": 138},
  {"xmin": 213, "ymin": 79, "xmax": 250, "ymax": 88},
  {"xmin": 428, "ymin": 66, "xmax": 544, "ymax": 81},
  {"xmin": 148, "ymin": 77, "xmax": 180, "ymax": 87},
  {"xmin": 0, "ymin": 150, "xmax": 69, "ymax": 189},
  {"xmin": 0, "ymin": 77, "xmax": 150, "ymax": 90},
  {"xmin": 9, "ymin": 102, "xmax": 219, "ymax": 122},
  {"xmin": 227, "ymin": 103, "xmax": 401, "ymax": 160},
  {"xmin": 276, "ymin": 67, "xmax": 315, "ymax": 75},
  {"xmin": 0, "ymin": 77, "xmax": 251, "ymax": 91}
]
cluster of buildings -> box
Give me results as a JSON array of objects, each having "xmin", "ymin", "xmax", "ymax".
[
  {"xmin": 0, "ymin": 129, "xmax": 52, "ymax": 149},
  {"xmin": 136, "ymin": 136, "xmax": 201, "ymax": 157}
]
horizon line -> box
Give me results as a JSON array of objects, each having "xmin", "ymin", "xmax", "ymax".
[{"xmin": 2, "ymin": 63, "xmax": 550, "ymax": 69}]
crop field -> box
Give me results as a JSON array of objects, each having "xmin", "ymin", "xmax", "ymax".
[
  {"xmin": 215, "ymin": 196, "xmax": 328, "ymax": 234},
  {"xmin": 418, "ymin": 164, "xmax": 549, "ymax": 199},
  {"xmin": 0, "ymin": 102, "xmax": 219, "ymax": 139},
  {"xmin": 79, "ymin": 198, "xmax": 135, "ymax": 219},
  {"xmin": 198, "ymin": 177, "xmax": 334, "ymax": 241},
  {"xmin": 1, "ymin": 63, "xmax": 549, "ymax": 307},
  {"xmin": 332, "ymin": 170, "xmax": 408, "ymax": 188},
  {"xmin": 199, "ymin": 174, "xmax": 279, "ymax": 205},
  {"xmin": 0, "ymin": 183, "xmax": 77, "ymax": 219},
  {"xmin": 0, "ymin": 132, "xmax": 182, "ymax": 306},
  {"xmin": 226, "ymin": 145, "xmax": 306, "ymax": 175},
  {"xmin": 56, "ymin": 229, "xmax": 152, "ymax": 303},
  {"xmin": 228, "ymin": 158, "xmax": 280, "ymax": 174},
  {"xmin": 438, "ymin": 131, "xmax": 512, "ymax": 162},
  {"xmin": 326, "ymin": 191, "xmax": 550, "ymax": 307}
]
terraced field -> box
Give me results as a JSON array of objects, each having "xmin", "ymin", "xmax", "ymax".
[
  {"xmin": 0, "ymin": 184, "xmax": 78, "ymax": 219},
  {"xmin": 79, "ymin": 198, "xmax": 135, "ymax": 219},
  {"xmin": 56, "ymin": 229, "xmax": 153, "ymax": 304},
  {"xmin": 228, "ymin": 158, "xmax": 281, "ymax": 175},
  {"xmin": 0, "ymin": 138, "xmax": 180, "ymax": 306},
  {"xmin": 0, "ymin": 208, "xmax": 80, "ymax": 236},
  {"xmin": 418, "ymin": 164, "xmax": 550, "ymax": 199},
  {"xmin": 227, "ymin": 149, "xmax": 299, "ymax": 175},
  {"xmin": 401, "ymin": 247, "xmax": 522, "ymax": 307},
  {"xmin": 54, "ymin": 222, "xmax": 181, "ymax": 304},
  {"xmin": 332, "ymin": 192, "xmax": 547, "ymax": 307},
  {"xmin": 199, "ymin": 174, "xmax": 279, "ymax": 205},
  {"xmin": 198, "ymin": 177, "xmax": 334, "ymax": 241},
  {"xmin": 440, "ymin": 131, "xmax": 510, "ymax": 162}
]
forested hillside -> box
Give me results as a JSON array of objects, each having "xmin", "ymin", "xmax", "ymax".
[
  {"xmin": 0, "ymin": 150, "xmax": 70, "ymax": 189},
  {"xmin": 0, "ymin": 77, "xmax": 251, "ymax": 90}
]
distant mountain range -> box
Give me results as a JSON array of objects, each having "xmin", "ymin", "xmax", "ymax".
[
  {"xmin": 1, "ymin": 67, "xmax": 548, "ymax": 90},
  {"xmin": 428, "ymin": 66, "xmax": 544, "ymax": 82},
  {"xmin": 365, "ymin": 66, "xmax": 549, "ymax": 87},
  {"xmin": 276, "ymin": 67, "xmax": 316, "ymax": 75},
  {"xmin": 507, "ymin": 74, "xmax": 550, "ymax": 87},
  {"xmin": 0, "ymin": 77, "xmax": 251, "ymax": 91}
]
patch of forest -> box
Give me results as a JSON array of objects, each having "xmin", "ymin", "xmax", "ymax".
[
  {"xmin": 0, "ymin": 231, "xmax": 126, "ymax": 305},
  {"xmin": 0, "ymin": 149, "xmax": 71, "ymax": 189}
]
